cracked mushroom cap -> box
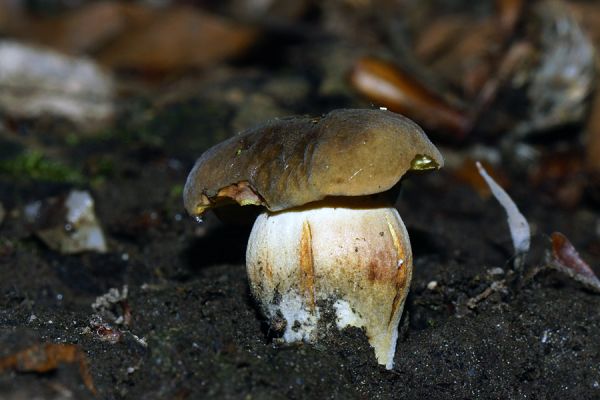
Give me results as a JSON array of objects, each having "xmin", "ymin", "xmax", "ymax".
[{"xmin": 184, "ymin": 108, "xmax": 443, "ymax": 216}]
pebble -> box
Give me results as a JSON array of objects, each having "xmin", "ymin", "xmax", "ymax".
[
  {"xmin": 487, "ymin": 267, "xmax": 505, "ymax": 276},
  {"xmin": 426, "ymin": 281, "xmax": 438, "ymax": 290}
]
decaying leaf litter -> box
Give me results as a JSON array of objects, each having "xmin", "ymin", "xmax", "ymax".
[{"xmin": 0, "ymin": 0, "xmax": 599, "ymax": 398}]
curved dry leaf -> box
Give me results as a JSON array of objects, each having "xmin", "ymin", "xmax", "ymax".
[
  {"xmin": 350, "ymin": 57, "xmax": 470, "ymax": 138},
  {"xmin": 549, "ymin": 232, "xmax": 600, "ymax": 293}
]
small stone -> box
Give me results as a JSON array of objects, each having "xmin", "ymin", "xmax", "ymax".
[
  {"xmin": 25, "ymin": 190, "xmax": 107, "ymax": 254},
  {"xmin": 426, "ymin": 281, "xmax": 438, "ymax": 290},
  {"xmin": 487, "ymin": 267, "xmax": 505, "ymax": 276}
]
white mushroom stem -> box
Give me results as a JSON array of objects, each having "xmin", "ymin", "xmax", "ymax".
[{"xmin": 246, "ymin": 198, "xmax": 412, "ymax": 369}]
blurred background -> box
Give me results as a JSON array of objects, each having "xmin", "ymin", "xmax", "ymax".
[
  {"xmin": 0, "ymin": 0, "xmax": 599, "ymax": 208},
  {"xmin": 0, "ymin": 0, "xmax": 597, "ymax": 186}
]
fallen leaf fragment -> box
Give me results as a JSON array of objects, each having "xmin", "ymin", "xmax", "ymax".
[
  {"xmin": 415, "ymin": 16, "xmax": 502, "ymax": 99},
  {"xmin": 349, "ymin": 56, "xmax": 470, "ymax": 138},
  {"xmin": 96, "ymin": 6, "xmax": 259, "ymax": 72},
  {"xmin": 0, "ymin": 3, "xmax": 258, "ymax": 75},
  {"xmin": 476, "ymin": 161, "xmax": 530, "ymax": 264},
  {"xmin": 548, "ymin": 232, "xmax": 600, "ymax": 293},
  {"xmin": 26, "ymin": 2, "xmax": 135, "ymax": 55},
  {"xmin": 0, "ymin": 343, "xmax": 96, "ymax": 394}
]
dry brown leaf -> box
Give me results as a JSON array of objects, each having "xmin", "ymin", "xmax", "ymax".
[
  {"xmin": 96, "ymin": 6, "xmax": 259, "ymax": 72},
  {"xmin": 549, "ymin": 232, "xmax": 600, "ymax": 293},
  {"xmin": 417, "ymin": 18, "xmax": 500, "ymax": 98},
  {"xmin": 27, "ymin": 2, "xmax": 135, "ymax": 55},
  {"xmin": 349, "ymin": 57, "xmax": 470, "ymax": 138},
  {"xmin": 0, "ymin": 2, "xmax": 258, "ymax": 74},
  {"xmin": 0, "ymin": 343, "xmax": 96, "ymax": 394}
]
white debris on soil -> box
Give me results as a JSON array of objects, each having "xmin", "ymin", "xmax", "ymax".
[
  {"xmin": 487, "ymin": 267, "xmax": 505, "ymax": 276},
  {"xmin": 129, "ymin": 332, "xmax": 148, "ymax": 348},
  {"xmin": 476, "ymin": 161, "xmax": 531, "ymax": 261},
  {"xmin": 426, "ymin": 281, "xmax": 438, "ymax": 290},
  {"xmin": 92, "ymin": 285, "xmax": 128, "ymax": 315},
  {"xmin": 0, "ymin": 40, "xmax": 114, "ymax": 128},
  {"xmin": 86, "ymin": 285, "xmax": 148, "ymax": 347},
  {"xmin": 25, "ymin": 190, "xmax": 107, "ymax": 254},
  {"xmin": 466, "ymin": 280, "xmax": 507, "ymax": 310}
]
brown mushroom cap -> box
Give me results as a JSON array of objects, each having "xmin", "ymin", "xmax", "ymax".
[{"xmin": 184, "ymin": 108, "xmax": 443, "ymax": 216}]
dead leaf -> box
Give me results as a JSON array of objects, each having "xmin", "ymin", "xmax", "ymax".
[
  {"xmin": 416, "ymin": 17, "xmax": 501, "ymax": 98},
  {"xmin": 0, "ymin": 3, "xmax": 259, "ymax": 74},
  {"xmin": 96, "ymin": 6, "xmax": 259, "ymax": 73},
  {"xmin": 349, "ymin": 56, "xmax": 470, "ymax": 138},
  {"xmin": 0, "ymin": 343, "xmax": 96, "ymax": 394},
  {"xmin": 548, "ymin": 231, "xmax": 600, "ymax": 293}
]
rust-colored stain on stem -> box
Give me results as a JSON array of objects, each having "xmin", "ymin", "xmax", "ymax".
[
  {"xmin": 299, "ymin": 220, "xmax": 316, "ymax": 309},
  {"xmin": 386, "ymin": 216, "xmax": 410, "ymax": 326}
]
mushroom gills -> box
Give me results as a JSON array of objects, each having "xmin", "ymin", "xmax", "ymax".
[{"xmin": 246, "ymin": 197, "xmax": 412, "ymax": 369}]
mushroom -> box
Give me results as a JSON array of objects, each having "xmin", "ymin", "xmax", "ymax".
[{"xmin": 183, "ymin": 108, "xmax": 443, "ymax": 369}]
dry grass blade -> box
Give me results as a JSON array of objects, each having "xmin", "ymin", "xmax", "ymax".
[{"xmin": 476, "ymin": 161, "xmax": 530, "ymax": 267}]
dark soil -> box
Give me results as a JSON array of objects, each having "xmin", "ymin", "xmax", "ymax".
[{"xmin": 1, "ymin": 128, "xmax": 599, "ymax": 399}]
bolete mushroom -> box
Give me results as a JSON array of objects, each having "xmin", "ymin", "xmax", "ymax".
[{"xmin": 183, "ymin": 108, "xmax": 443, "ymax": 369}]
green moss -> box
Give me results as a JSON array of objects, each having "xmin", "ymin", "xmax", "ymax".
[
  {"xmin": 169, "ymin": 184, "xmax": 183, "ymax": 200},
  {"xmin": 0, "ymin": 151, "xmax": 84, "ymax": 184}
]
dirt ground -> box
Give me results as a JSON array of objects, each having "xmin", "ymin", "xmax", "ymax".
[
  {"xmin": 1, "ymin": 114, "xmax": 599, "ymax": 399},
  {"xmin": 1, "ymin": 1, "xmax": 600, "ymax": 399}
]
